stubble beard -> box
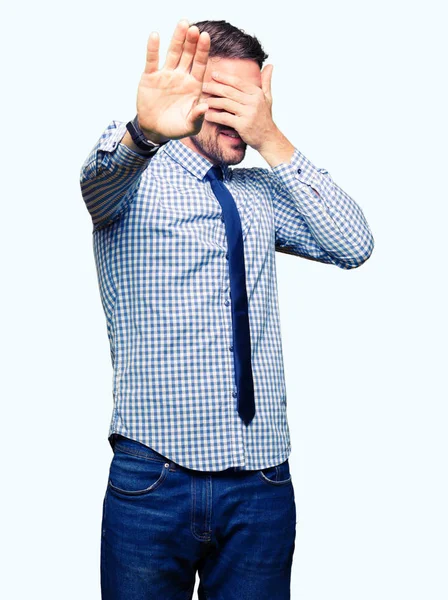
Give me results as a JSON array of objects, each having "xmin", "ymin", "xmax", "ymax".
[{"xmin": 190, "ymin": 126, "xmax": 247, "ymax": 166}]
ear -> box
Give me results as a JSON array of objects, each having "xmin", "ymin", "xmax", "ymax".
[{"xmin": 261, "ymin": 64, "xmax": 274, "ymax": 101}]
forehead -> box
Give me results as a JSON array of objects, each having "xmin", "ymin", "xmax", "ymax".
[{"xmin": 204, "ymin": 57, "xmax": 261, "ymax": 87}]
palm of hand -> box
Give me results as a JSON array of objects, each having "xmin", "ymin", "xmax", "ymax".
[
  {"xmin": 136, "ymin": 20, "xmax": 211, "ymax": 141},
  {"xmin": 137, "ymin": 69, "xmax": 204, "ymax": 140}
]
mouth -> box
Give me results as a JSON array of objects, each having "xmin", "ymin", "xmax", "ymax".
[{"xmin": 219, "ymin": 127, "xmax": 243, "ymax": 141}]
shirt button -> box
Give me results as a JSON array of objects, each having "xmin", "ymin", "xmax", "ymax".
[
  {"xmin": 224, "ymin": 299, "xmax": 230, "ymax": 306},
  {"xmin": 232, "ymin": 391, "xmax": 237, "ymax": 397},
  {"xmin": 229, "ymin": 345, "xmax": 234, "ymax": 352},
  {"xmin": 297, "ymin": 168, "xmax": 302, "ymax": 174},
  {"xmin": 225, "ymin": 252, "xmax": 229, "ymax": 260}
]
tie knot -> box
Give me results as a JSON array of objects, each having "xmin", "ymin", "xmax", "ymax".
[{"xmin": 205, "ymin": 165, "xmax": 223, "ymax": 182}]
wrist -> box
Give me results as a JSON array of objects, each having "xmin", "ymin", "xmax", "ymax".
[
  {"xmin": 138, "ymin": 124, "xmax": 171, "ymax": 145},
  {"xmin": 121, "ymin": 131, "xmax": 156, "ymax": 157},
  {"xmin": 258, "ymin": 127, "xmax": 295, "ymax": 168},
  {"xmin": 126, "ymin": 115, "xmax": 170, "ymax": 154},
  {"xmin": 136, "ymin": 115, "xmax": 170, "ymax": 145}
]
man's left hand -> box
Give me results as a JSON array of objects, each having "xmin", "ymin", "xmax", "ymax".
[{"xmin": 202, "ymin": 66, "xmax": 279, "ymax": 152}]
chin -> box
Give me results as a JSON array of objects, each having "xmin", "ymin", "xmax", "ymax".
[{"xmin": 223, "ymin": 152, "xmax": 246, "ymax": 167}]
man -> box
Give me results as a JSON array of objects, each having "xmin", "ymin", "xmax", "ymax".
[{"xmin": 80, "ymin": 18, "xmax": 374, "ymax": 600}]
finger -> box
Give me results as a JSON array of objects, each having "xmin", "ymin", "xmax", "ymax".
[
  {"xmin": 205, "ymin": 96, "xmax": 242, "ymax": 116},
  {"xmin": 163, "ymin": 19, "xmax": 190, "ymax": 70},
  {"xmin": 204, "ymin": 110, "xmax": 235, "ymax": 129},
  {"xmin": 210, "ymin": 71, "xmax": 257, "ymax": 95},
  {"xmin": 189, "ymin": 101, "xmax": 209, "ymax": 125},
  {"xmin": 144, "ymin": 31, "xmax": 160, "ymax": 75},
  {"xmin": 201, "ymin": 80, "xmax": 246, "ymax": 104},
  {"xmin": 177, "ymin": 25, "xmax": 200, "ymax": 72},
  {"xmin": 190, "ymin": 31, "xmax": 211, "ymax": 82},
  {"xmin": 261, "ymin": 64, "xmax": 273, "ymax": 100}
]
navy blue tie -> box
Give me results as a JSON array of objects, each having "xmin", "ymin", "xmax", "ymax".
[{"xmin": 204, "ymin": 165, "xmax": 255, "ymax": 426}]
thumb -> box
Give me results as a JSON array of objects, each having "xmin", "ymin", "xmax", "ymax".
[
  {"xmin": 189, "ymin": 102, "xmax": 209, "ymax": 127},
  {"xmin": 261, "ymin": 64, "xmax": 273, "ymax": 100}
]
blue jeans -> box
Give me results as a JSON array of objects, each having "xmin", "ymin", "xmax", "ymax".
[{"xmin": 101, "ymin": 434, "xmax": 297, "ymax": 599}]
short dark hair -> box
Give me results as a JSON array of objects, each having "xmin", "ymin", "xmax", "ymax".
[{"xmin": 190, "ymin": 20, "xmax": 268, "ymax": 69}]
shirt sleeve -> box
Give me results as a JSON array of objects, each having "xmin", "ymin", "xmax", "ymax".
[
  {"xmin": 79, "ymin": 119, "xmax": 157, "ymax": 231},
  {"xmin": 266, "ymin": 147, "xmax": 375, "ymax": 270}
]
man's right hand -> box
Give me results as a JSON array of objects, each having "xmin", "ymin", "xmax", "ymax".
[{"xmin": 135, "ymin": 19, "xmax": 211, "ymax": 143}]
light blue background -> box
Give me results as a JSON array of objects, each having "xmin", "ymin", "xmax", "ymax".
[{"xmin": 1, "ymin": 1, "xmax": 446, "ymax": 598}]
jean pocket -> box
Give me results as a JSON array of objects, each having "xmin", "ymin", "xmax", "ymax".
[
  {"xmin": 108, "ymin": 448, "xmax": 170, "ymax": 496},
  {"xmin": 257, "ymin": 459, "xmax": 292, "ymax": 486}
]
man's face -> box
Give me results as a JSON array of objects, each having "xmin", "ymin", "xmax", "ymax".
[{"xmin": 181, "ymin": 57, "xmax": 262, "ymax": 166}]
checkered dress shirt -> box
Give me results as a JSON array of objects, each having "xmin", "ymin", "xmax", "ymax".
[{"xmin": 79, "ymin": 119, "xmax": 374, "ymax": 471}]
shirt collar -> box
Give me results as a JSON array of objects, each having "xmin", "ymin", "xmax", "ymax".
[{"xmin": 162, "ymin": 138, "xmax": 233, "ymax": 183}]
